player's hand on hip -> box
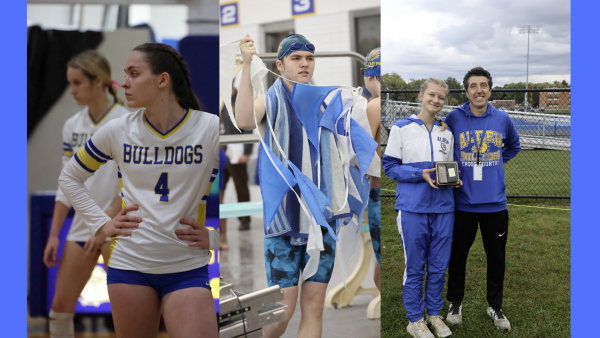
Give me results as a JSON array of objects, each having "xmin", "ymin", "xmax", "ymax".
[
  {"xmin": 98, "ymin": 204, "xmax": 141, "ymax": 237},
  {"xmin": 83, "ymin": 232, "xmax": 106, "ymax": 257},
  {"xmin": 422, "ymin": 168, "xmax": 438, "ymax": 189},
  {"xmin": 43, "ymin": 236, "xmax": 60, "ymax": 267},
  {"xmin": 175, "ymin": 218, "xmax": 210, "ymax": 249},
  {"xmin": 239, "ymin": 35, "xmax": 256, "ymax": 64}
]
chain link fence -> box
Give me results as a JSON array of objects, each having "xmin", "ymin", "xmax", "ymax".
[{"xmin": 380, "ymin": 88, "xmax": 571, "ymax": 206}]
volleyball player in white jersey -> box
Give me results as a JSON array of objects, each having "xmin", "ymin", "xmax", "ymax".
[
  {"xmin": 43, "ymin": 50, "xmax": 128, "ymax": 338},
  {"xmin": 59, "ymin": 43, "xmax": 219, "ymax": 338}
]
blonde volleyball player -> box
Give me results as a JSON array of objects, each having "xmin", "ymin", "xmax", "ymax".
[
  {"xmin": 43, "ymin": 50, "xmax": 129, "ymax": 338},
  {"xmin": 59, "ymin": 43, "xmax": 219, "ymax": 338}
]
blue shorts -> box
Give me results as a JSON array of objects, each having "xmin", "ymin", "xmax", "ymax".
[
  {"xmin": 107, "ymin": 265, "xmax": 210, "ymax": 299},
  {"xmin": 264, "ymin": 226, "xmax": 336, "ymax": 289},
  {"xmin": 75, "ymin": 241, "xmax": 107, "ymax": 252},
  {"xmin": 368, "ymin": 188, "xmax": 381, "ymax": 265}
]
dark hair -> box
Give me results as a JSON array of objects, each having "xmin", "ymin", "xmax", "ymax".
[
  {"xmin": 132, "ymin": 43, "xmax": 202, "ymax": 111},
  {"xmin": 463, "ymin": 66, "xmax": 493, "ymax": 91}
]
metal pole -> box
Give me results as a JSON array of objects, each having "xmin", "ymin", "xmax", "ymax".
[
  {"xmin": 525, "ymin": 29, "xmax": 530, "ymax": 108},
  {"xmin": 257, "ymin": 51, "xmax": 365, "ymax": 64},
  {"xmin": 518, "ymin": 25, "xmax": 540, "ymax": 109}
]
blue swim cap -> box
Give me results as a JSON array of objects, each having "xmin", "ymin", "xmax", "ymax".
[
  {"xmin": 362, "ymin": 47, "xmax": 381, "ymax": 77},
  {"xmin": 277, "ymin": 34, "xmax": 315, "ymax": 60}
]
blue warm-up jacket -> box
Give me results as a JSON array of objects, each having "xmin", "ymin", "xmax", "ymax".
[{"xmin": 382, "ymin": 115, "xmax": 455, "ymax": 213}]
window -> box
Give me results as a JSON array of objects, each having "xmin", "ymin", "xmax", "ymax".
[
  {"xmin": 129, "ymin": 5, "xmax": 189, "ymax": 40},
  {"xmin": 352, "ymin": 9, "xmax": 381, "ymax": 88},
  {"xmin": 263, "ymin": 21, "xmax": 295, "ymax": 88}
]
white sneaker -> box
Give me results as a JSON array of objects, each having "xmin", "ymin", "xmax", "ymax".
[
  {"xmin": 487, "ymin": 307, "xmax": 511, "ymax": 331},
  {"xmin": 407, "ymin": 318, "xmax": 435, "ymax": 338},
  {"xmin": 427, "ymin": 315, "xmax": 452, "ymax": 337},
  {"xmin": 446, "ymin": 302, "xmax": 462, "ymax": 326}
]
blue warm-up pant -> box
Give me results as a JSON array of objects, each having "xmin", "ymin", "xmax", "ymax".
[{"xmin": 397, "ymin": 210, "xmax": 454, "ymax": 322}]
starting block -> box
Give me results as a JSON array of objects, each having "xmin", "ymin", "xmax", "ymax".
[{"xmin": 219, "ymin": 281, "xmax": 287, "ymax": 338}]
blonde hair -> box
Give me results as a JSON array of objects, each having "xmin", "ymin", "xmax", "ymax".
[
  {"xmin": 67, "ymin": 50, "xmax": 123, "ymax": 105},
  {"xmin": 420, "ymin": 77, "xmax": 449, "ymax": 131}
]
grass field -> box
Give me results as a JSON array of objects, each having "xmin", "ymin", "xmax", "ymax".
[
  {"xmin": 380, "ymin": 203, "xmax": 570, "ymax": 337},
  {"xmin": 381, "ymin": 149, "xmax": 571, "ymax": 209}
]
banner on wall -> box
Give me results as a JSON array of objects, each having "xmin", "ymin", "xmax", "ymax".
[
  {"xmin": 220, "ymin": 1, "xmax": 239, "ymax": 27},
  {"xmin": 292, "ymin": 0, "xmax": 315, "ymax": 18}
]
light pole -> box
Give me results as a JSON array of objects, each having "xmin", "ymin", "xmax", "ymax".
[{"xmin": 517, "ymin": 25, "xmax": 541, "ymax": 108}]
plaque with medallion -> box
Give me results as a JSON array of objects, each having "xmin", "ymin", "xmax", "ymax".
[{"xmin": 434, "ymin": 161, "xmax": 460, "ymax": 186}]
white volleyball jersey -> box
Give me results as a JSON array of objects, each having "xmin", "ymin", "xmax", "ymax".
[
  {"xmin": 59, "ymin": 109, "xmax": 219, "ymax": 274},
  {"xmin": 56, "ymin": 104, "xmax": 129, "ymax": 242}
]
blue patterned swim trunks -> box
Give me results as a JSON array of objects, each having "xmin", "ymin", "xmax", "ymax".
[
  {"xmin": 264, "ymin": 223, "xmax": 337, "ymax": 288},
  {"xmin": 368, "ymin": 188, "xmax": 381, "ymax": 265}
]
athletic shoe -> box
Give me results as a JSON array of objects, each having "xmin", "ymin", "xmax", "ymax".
[
  {"xmin": 446, "ymin": 302, "xmax": 462, "ymax": 325},
  {"xmin": 487, "ymin": 307, "xmax": 511, "ymax": 331},
  {"xmin": 407, "ymin": 318, "xmax": 435, "ymax": 338},
  {"xmin": 427, "ymin": 315, "xmax": 452, "ymax": 337}
]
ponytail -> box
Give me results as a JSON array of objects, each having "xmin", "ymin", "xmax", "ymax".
[
  {"xmin": 434, "ymin": 116, "xmax": 448, "ymax": 131},
  {"xmin": 177, "ymin": 88, "xmax": 201, "ymax": 111},
  {"xmin": 108, "ymin": 83, "xmax": 124, "ymax": 105}
]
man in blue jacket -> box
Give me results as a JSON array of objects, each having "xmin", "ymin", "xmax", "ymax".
[{"xmin": 444, "ymin": 67, "xmax": 521, "ymax": 331}]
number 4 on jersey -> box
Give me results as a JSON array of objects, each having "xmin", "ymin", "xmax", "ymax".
[{"xmin": 155, "ymin": 172, "xmax": 169, "ymax": 202}]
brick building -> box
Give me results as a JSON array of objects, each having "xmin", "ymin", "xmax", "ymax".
[
  {"xmin": 539, "ymin": 90, "xmax": 571, "ymax": 110},
  {"xmin": 491, "ymin": 100, "xmax": 515, "ymax": 110}
]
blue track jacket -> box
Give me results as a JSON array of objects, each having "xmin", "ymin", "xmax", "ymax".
[
  {"xmin": 383, "ymin": 115, "xmax": 455, "ymax": 213},
  {"xmin": 445, "ymin": 102, "xmax": 521, "ymax": 213}
]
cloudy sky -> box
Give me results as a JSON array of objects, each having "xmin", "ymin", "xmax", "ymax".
[{"xmin": 382, "ymin": 0, "xmax": 570, "ymax": 87}]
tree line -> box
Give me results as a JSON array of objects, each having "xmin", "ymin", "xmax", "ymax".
[{"xmin": 382, "ymin": 72, "xmax": 570, "ymax": 108}]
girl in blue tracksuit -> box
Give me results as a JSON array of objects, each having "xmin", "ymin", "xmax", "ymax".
[{"xmin": 383, "ymin": 78, "xmax": 460, "ymax": 338}]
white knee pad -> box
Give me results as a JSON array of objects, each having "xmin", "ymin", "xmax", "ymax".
[{"xmin": 49, "ymin": 310, "xmax": 74, "ymax": 338}]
